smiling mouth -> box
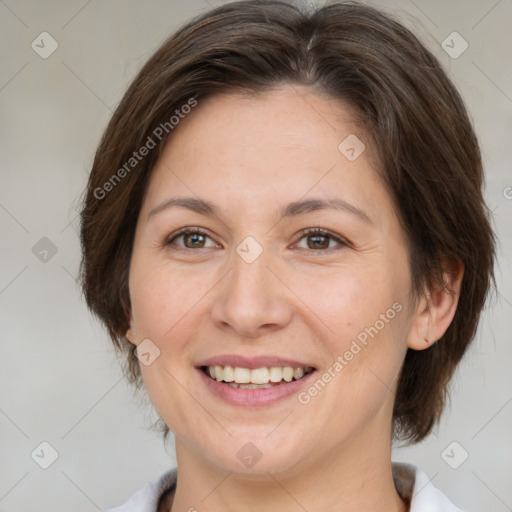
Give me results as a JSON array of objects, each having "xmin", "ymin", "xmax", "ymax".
[{"xmin": 201, "ymin": 365, "xmax": 315, "ymax": 389}]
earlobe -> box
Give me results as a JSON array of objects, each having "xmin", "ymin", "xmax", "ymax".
[
  {"xmin": 407, "ymin": 260, "xmax": 464, "ymax": 351},
  {"xmin": 125, "ymin": 310, "xmax": 139, "ymax": 345},
  {"xmin": 125, "ymin": 320, "xmax": 138, "ymax": 346}
]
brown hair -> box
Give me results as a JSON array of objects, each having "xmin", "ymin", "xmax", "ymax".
[{"xmin": 79, "ymin": 0, "xmax": 496, "ymax": 444}]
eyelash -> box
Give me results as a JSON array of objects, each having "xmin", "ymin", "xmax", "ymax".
[{"xmin": 163, "ymin": 227, "xmax": 348, "ymax": 254}]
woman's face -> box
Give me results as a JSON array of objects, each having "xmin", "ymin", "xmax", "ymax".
[{"xmin": 127, "ymin": 86, "xmax": 417, "ymax": 475}]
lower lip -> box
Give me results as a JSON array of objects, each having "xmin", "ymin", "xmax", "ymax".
[{"xmin": 197, "ymin": 368, "xmax": 316, "ymax": 406}]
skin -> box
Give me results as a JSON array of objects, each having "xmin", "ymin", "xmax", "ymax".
[{"xmin": 125, "ymin": 85, "xmax": 463, "ymax": 512}]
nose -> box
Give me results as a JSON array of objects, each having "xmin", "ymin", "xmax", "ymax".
[{"xmin": 210, "ymin": 247, "xmax": 293, "ymax": 339}]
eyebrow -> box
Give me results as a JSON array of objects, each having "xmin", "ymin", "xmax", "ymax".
[{"xmin": 147, "ymin": 196, "xmax": 372, "ymax": 224}]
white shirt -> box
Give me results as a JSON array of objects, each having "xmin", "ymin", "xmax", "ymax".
[{"xmin": 105, "ymin": 462, "xmax": 463, "ymax": 512}]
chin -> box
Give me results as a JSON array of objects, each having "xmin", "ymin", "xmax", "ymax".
[
  {"xmin": 191, "ymin": 429, "xmax": 314, "ymax": 478},
  {"xmin": 212, "ymin": 449, "xmax": 305, "ymax": 479}
]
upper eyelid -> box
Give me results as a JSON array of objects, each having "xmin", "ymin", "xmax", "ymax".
[
  {"xmin": 299, "ymin": 227, "xmax": 345, "ymax": 242},
  {"xmin": 165, "ymin": 227, "xmax": 218, "ymax": 246}
]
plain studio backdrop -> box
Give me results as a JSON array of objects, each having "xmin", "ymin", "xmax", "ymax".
[{"xmin": 0, "ymin": 0, "xmax": 511, "ymax": 510}]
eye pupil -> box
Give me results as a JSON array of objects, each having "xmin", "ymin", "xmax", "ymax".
[
  {"xmin": 308, "ymin": 234, "xmax": 329, "ymax": 249},
  {"xmin": 185, "ymin": 232, "xmax": 205, "ymax": 248}
]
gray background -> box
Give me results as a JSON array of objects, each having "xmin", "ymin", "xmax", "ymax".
[{"xmin": 1, "ymin": 0, "xmax": 511, "ymax": 510}]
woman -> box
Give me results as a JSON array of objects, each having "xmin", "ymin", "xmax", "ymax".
[{"xmin": 79, "ymin": 1, "xmax": 496, "ymax": 511}]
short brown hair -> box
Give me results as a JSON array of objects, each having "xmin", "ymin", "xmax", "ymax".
[{"xmin": 79, "ymin": 0, "xmax": 496, "ymax": 444}]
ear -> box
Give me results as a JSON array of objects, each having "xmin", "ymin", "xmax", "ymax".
[
  {"xmin": 408, "ymin": 259, "xmax": 464, "ymax": 350},
  {"xmin": 125, "ymin": 314, "xmax": 138, "ymax": 346}
]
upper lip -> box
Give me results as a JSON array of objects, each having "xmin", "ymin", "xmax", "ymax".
[{"xmin": 196, "ymin": 355, "xmax": 315, "ymax": 370}]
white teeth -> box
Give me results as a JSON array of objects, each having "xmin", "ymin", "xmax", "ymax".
[
  {"xmin": 269, "ymin": 366, "xmax": 283, "ymax": 382},
  {"xmin": 282, "ymin": 367, "xmax": 294, "ymax": 382},
  {"xmin": 234, "ymin": 367, "xmax": 251, "ymax": 383},
  {"xmin": 206, "ymin": 365, "xmax": 311, "ymax": 385},
  {"xmin": 226, "ymin": 383, "xmax": 273, "ymax": 389},
  {"xmin": 251, "ymin": 367, "xmax": 270, "ymax": 384},
  {"xmin": 223, "ymin": 365, "xmax": 235, "ymax": 382}
]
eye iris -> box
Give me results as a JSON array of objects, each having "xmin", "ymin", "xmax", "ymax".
[
  {"xmin": 184, "ymin": 232, "xmax": 205, "ymax": 248},
  {"xmin": 308, "ymin": 234, "xmax": 329, "ymax": 249}
]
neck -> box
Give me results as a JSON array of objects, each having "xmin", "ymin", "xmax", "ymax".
[{"xmin": 169, "ymin": 428, "xmax": 407, "ymax": 512}]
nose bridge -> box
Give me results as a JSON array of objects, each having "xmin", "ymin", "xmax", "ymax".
[
  {"xmin": 210, "ymin": 238, "xmax": 292, "ymax": 336},
  {"xmin": 232, "ymin": 246, "xmax": 270, "ymax": 293},
  {"xmin": 229, "ymin": 241, "xmax": 277, "ymax": 308}
]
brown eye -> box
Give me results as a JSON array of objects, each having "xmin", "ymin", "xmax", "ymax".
[
  {"xmin": 183, "ymin": 232, "xmax": 206, "ymax": 248},
  {"xmin": 295, "ymin": 229, "xmax": 347, "ymax": 252},
  {"xmin": 165, "ymin": 228, "xmax": 218, "ymax": 250},
  {"xmin": 306, "ymin": 233, "xmax": 331, "ymax": 250}
]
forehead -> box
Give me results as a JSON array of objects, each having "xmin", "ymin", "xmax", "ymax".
[
  {"xmin": 141, "ymin": 86, "xmax": 394, "ymax": 228},
  {"xmin": 168, "ymin": 86, "xmax": 365, "ymax": 161}
]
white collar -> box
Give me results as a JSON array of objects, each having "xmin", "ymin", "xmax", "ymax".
[{"xmin": 393, "ymin": 462, "xmax": 463, "ymax": 511}]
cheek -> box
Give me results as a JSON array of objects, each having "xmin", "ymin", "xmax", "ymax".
[
  {"xmin": 129, "ymin": 263, "xmax": 212, "ymax": 426},
  {"xmin": 290, "ymin": 260, "xmax": 409, "ymax": 397},
  {"xmin": 290, "ymin": 260, "xmax": 406, "ymax": 342},
  {"xmin": 129, "ymin": 261, "xmax": 219, "ymax": 409},
  {"xmin": 129, "ymin": 260, "xmax": 213, "ymax": 340}
]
